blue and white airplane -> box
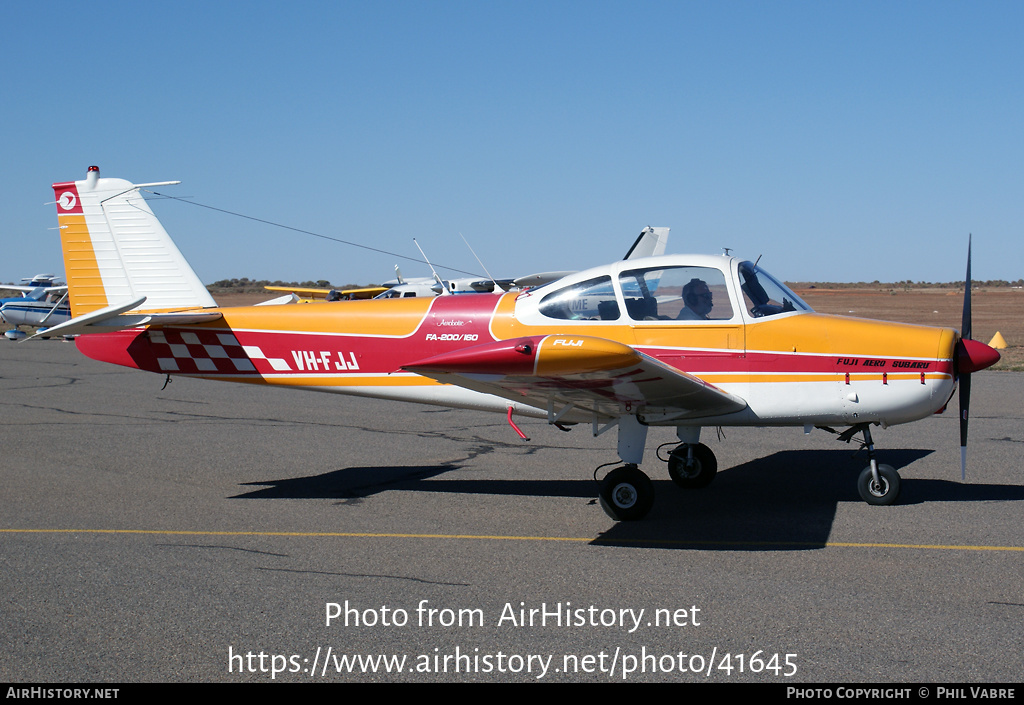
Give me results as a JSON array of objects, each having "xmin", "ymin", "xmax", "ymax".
[{"xmin": 0, "ymin": 275, "xmax": 70, "ymax": 339}]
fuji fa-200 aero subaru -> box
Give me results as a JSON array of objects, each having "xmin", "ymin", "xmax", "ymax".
[{"xmin": 43, "ymin": 167, "xmax": 999, "ymax": 520}]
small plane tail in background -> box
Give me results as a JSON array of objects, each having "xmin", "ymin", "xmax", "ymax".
[
  {"xmin": 51, "ymin": 166, "xmax": 216, "ymax": 318},
  {"xmin": 623, "ymin": 226, "xmax": 670, "ymax": 260}
]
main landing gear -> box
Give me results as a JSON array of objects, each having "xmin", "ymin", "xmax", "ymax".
[
  {"xmin": 596, "ymin": 464, "xmax": 654, "ymax": 522},
  {"xmin": 667, "ymin": 442, "xmax": 717, "ymax": 488},
  {"xmin": 594, "ymin": 415, "xmax": 657, "ymax": 521},
  {"xmin": 594, "ymin": 441, "xmax": 720, "ymax": 521},
  {"xmin": 594, "ymin": 421, "xmax": 722, "ymax": 522}
]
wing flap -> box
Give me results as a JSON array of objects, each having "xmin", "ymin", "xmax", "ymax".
[{"xmin": 403, "ymin": 335, "xmax": 746, "ymax": 422}]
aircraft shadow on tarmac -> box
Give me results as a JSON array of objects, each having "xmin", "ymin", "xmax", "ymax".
[{"xmin": 231, "ymin": 449, "xmax": 1024, "ymax": 550}]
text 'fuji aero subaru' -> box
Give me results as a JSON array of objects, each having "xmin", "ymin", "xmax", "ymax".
[{"xmin": 44, "ymin": 167, "xmax": 1000, "ymax": 520}]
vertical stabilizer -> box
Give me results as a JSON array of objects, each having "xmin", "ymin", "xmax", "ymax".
[
  {"xmin": 52, "ymin": 166, "xmax": 217, "ymax": 317},
  {"xmin": 623, "ymin": 227, "xmax": 670, "ymax": 260}
]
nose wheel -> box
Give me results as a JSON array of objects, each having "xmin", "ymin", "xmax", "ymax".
[
  {"xmin": 857, "ymin": 463, "xmax": 900, "ymax": 505},
  {"xmin": 835, "ymin": 423, "xmax": 903, "ymax": 505}
]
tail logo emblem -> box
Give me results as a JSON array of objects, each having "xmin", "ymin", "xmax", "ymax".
[{"xmin": 58, "ymin": 192, "xmax": 77, "ymax": 211}]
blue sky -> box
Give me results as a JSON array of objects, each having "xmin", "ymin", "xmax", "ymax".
[{"xmin": 3, "ymin": 1, "xmax": 1022, "ymax": 285}]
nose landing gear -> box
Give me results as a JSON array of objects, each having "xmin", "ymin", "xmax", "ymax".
[
  {"xmin": 858, "ymin": 463, "xmax": 901, "ymax": 505},
  {"xmin": 835, "ymin": 423, "xmax": 902, "ymax": 506}
]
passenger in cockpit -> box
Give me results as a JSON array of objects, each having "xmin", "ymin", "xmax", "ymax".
[{"xmin": 677, "ymin": 278, "xmax": 713, "ymax": 320}]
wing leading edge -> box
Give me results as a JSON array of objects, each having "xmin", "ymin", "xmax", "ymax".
[{"xmin": 402, "ymin": 334, "xmax": 747, "ymax": 423}]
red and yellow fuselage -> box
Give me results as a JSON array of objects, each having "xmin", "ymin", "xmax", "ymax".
[{"xmin": 75, "ymin": 290, "xmax": 960, "ymax": 428}]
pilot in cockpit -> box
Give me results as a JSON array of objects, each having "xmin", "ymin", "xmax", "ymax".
[{"xmin": 677, "ymin": 278, "xmax": 713, "ymax": 320}]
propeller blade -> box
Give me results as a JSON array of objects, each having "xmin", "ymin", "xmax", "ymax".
[
  {"xmin": 961, "ymin": 234, "xmax": 972, "ymax": 341},
  {"xmin": 959, "ymin": 371, "xmax": 970, "ymax": 481},
  {"xmin": 959, "ymin": 234, "xmax": 972, "ymax": 480}
]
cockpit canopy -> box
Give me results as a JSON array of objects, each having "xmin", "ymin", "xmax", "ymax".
[{"xmin": 522, "ymin": 255, "xmax": 810, "ymax": 324}]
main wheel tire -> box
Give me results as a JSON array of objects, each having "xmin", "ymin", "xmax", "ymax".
[
  {"xmin": 667, "ymin": 443, "xmax": 718, "ymax": 488},
  {"xmin": 857, "ymin": 464, "xmax": 901, "ymax": 505},
  {"xmin": 598, "ymin": 466, "xmax": 654, "ymax": 521}
]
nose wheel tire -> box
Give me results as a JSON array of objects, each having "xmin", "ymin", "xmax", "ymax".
[
  {"xmin": 857, "ymin": 464, "xmax": 901, "ymax": 505},
  {"xmin": 667, "ymin": 443, "xmax": 717, "ymax": 488},
  {"xmin": 598, "ymin": 465, "xmax": 654, "ymax": 521}
]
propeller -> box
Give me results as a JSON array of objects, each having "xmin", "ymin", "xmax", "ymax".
[{"xmin": 954, "ymin": 235, "xmax": 1001, "ymax": 479}]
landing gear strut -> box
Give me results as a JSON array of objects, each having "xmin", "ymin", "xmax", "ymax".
[
  {"xmin": 592, "ymin": 415, "xmax": 655, "ymax": 521},
  {"xmin": 836, "ymin": 423, "xmax": 902, "ymax": 505}
]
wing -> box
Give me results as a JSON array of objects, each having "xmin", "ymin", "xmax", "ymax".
[
  {"xmin": 512, "ymin": 271, "xmax": 577, "ymax": 288},
  {"xmin": 264, "ymin": 285, "xmax": 333, "ymax": 299},
  {"xmin": 0, "ymin": 285, "xmax": 68, "ymax": 295},
  {"xmin": 264, "ymin": 286, "xmax": 388, "ymax": 300},
  {"xmin": 403, "ymin": 334, "xmax": 746, "ymax": 423}
]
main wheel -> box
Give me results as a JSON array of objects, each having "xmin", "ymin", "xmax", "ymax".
[
  {"xmin": 667, "ymin": 443, "xmax": 717, "ymax": 488},
  {"xmin": 598, "ymin": 466, "xmax": 654, "ymax": 521},
  {"xmin": 857, "ymin": 464, "xmax": 901, "ymax": 505}
]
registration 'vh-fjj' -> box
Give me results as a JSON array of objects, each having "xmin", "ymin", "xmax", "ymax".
[{"xmin": 42, "ymin": 167, "xmax": 1000, "ymax": 520}]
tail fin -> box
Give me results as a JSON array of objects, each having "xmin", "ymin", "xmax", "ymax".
[
  {"xmin": 623, "ymin": 226, "xmax": 670, "ymax": 260},
  {"xmin": 52, "ymin": 166, "xmax": 216, "ymax": 317}
]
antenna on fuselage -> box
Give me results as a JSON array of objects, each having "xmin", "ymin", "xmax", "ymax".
[
  {"xmin": 413, "ymin": 238, "xmax": 451, "ymax": 295},
  {"xmin": 460, "ymin": 232, "xmax": 499, "ymax": 291}
]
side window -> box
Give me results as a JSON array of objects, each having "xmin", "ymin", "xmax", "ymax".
[
  {"xmin": 538, "ymin": 276, "xmax": 619, "ymax": 321},
  {"xmin": 618, "ymin": 266, "xmax": 734, "ymax": 321}
]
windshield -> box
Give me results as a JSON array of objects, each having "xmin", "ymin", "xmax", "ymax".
[{"xmin": 737, "ymin": 261, "xmax": 811, "ymax": 318}]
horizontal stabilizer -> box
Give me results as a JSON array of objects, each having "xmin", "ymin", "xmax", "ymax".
[
  {"xmin": 27, "ymin": 296, "xmax": 147, "ymax": 339},
  {"xmin": 26, "ymin": 296, "xmax": 222, "ymax": 340}
]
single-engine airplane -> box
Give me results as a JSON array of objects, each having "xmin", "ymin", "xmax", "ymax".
[
  {"xmin": 42, "ymin": 167, "xmax": 1001, "ymax": 520},
  {"xmin": 0, "ymin": 275, "xmax": 71, "ymax": 338}
]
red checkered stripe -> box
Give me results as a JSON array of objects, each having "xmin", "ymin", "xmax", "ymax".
[{"xmin": 147, "ymin": 330, "xmax": 287, "ymax": 375}]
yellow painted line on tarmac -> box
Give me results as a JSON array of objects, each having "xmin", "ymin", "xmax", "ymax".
[
  {"xmin": 0, "ymin": 528, "xmax": 589, "ymax": 542},
  {"xmin": 2, "ymin": 528, "xmax": 1023, "ymax": 552},
  {"xmin": 824, "ymin": 541, "xmax": 1024, "ymax": 552}
]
